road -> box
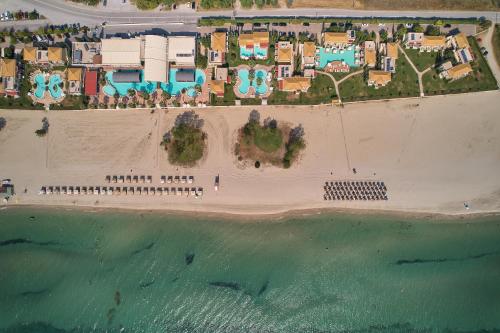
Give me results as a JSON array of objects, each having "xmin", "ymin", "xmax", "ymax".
[{"xmin": 1, "ymin": 0, "xmax": 499, "ymax": 28}]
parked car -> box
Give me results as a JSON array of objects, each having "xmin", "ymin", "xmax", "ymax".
[
  {"xmin": 191, "ymin": 2, "xmax": 196, "ymax": 9},
  {"xmin": 405, "ymin": 23, "xmax": 413, "ymax": 28},
  {"xmin": 378, "ymin": 23, "xmax": 386, "ymax": 27},
  {"xmin": 361, "ymin": 23, "xmax": 369, "ymax": 27},
  {"xmin": 172, "ymin": 3, "xmax": 177, "ymax": 9},
  {"xmin": 302, "ymin": 22, "xmax": 309, "ymax": 26},
  {"xmin": 272, "ymin": 22, "xmax": 279, "ymax": 26},
  {"xmin": 483, "ymin": 50, "xmax": 488, "ymax": 56}
]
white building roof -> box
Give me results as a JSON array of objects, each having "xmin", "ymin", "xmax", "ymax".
[
  {"xmin": 101, "ymin": 38, "xmax": 141, "ymax": 66},
  {"xmin": 167, "ymin": 36, "xmax": 196, "ymax": 65},
  {"xmin": 143, "ymin": 35, "xmax": 168, "ymax": 82}
]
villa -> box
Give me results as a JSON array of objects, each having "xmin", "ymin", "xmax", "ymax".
[
  {"xmin": 364, "ymin": 41, "xmax": 377, "ymax": 68},
  {"xmin": 66, "ymin": 67, "xmax": 83, "ymax": 95},
  {"xmin": 439, "ymin": 62, "xmax": 473, "ymax": 81},
  {"xmin": 239, "ymin": 31, "xmax": 269, "ymax": 60},
  {"xmin": 380, "ymin": 42, "xmax": 398, "ymax": 73},
  {"xmin": 275, "ymin": 41, "xmax": 293, "ymax": 78},
  {"xmin": 323, "ymin": 30, "xmax": 355, "ymax": 48},
  {"xmin": 449, "ymin": 33, "xmax": 473, "ymax": 64},
  {"xmin": 420, "ymin": 36, "xmax": 447, "ymax": 52},
  {"xmin": 324, "ymin": 60, "xmax": 350, "ymax": 73},
  {"xmin": 404, "ymin": 32, "xmax": 424, "ymax": 48},
  {"xmin": 209, "ymin": 32, "xmax": 227, "ymax": 65},
  {"xmin": 278, "ymin": 77, "xmax": 311, "ymax": 93},
  {"xmin": 300, "ymin": 41, "xmax": 316, "ymax": 69},
  {"xmin": 0, "ymin": 57, "xmax": 18, "ymax": 96},
  {"xmin": 368, "ymin": 70, "xmax": 391, "ymax": 88},
  {"xmin": 72, "ymin": 41, "xmax": 102, "ymax": 66},
  {"xmin": 209, "ymin": 79, "xmax": 225, "ymax": 97},
  {"xmin": 23, "ymin": 46, "xmax": 66, "ymax": 64}
]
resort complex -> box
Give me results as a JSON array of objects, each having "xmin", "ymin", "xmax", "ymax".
[{"xmin": 0, "ymin": 17, "xmax": 496, "ymax": 109}]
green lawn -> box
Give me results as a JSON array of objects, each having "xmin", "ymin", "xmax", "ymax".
[
  {"xmin": 253, "ymin": 125, "xmax": 283, "ymax": 153},
  {"xmin": 423, "ymin": 37, "xmax": 498, "ymax": 95},
  {"xmin": 331, "ymin": 71, "xmax": 354, "ymax": 81},
  {"xmin": 268, "ymin": 74, "xmax": 337, "ymax": 105},
  {"xmin": 339, "ymin": 57, "xmax": 420, "ymax": 102},
  {"xmin": 404, "ymin": 48, "xmax": 439, "ymax": 72}
]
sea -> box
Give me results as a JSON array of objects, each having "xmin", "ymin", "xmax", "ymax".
[{"xmin": 0, "ymin": 207, "xmax": 499, "ymax": 333}]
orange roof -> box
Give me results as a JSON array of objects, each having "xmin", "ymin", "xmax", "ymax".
[
  {"xmin": 365, "ymin": 49, "xmax": 376, "ymax": 66},
  {"xmin": 239, "ymin": 32, "xmax": 269, "ymax": 47},
  {"xmin": 422, "ymin": 35, "xmax": 446, "ymax": 48},
  {"xmin": 369, "ymin": 70, "xmax": 391, "ymax": 86},
  {"xmin": 280, "ymin": 77, "xmax": 311, "ymax": 92},
  {"xmin": 454, "ymin": 33, "xmax": 470, "ymax": 49},
  {"xmin": 48, "ymin": 47, "xmax": 64, "ymax": 62},
  {"xmin": 303, "ymin": 42, "xmax": 316, "ymax": 57},
  {"xmin": 387, "ymin": 42, "xmax": 398, "ymax": 59},
  {"xmin": 0, "ymin": 58, "xmax": 16, "ymax": 77},
  {"xmin": 210, "ymin": 80, "xmax": 225, "ymax": 95},
  {"xmin": 67, "ymin": 67, "xmax": 82, "ymax": 81},
  {"xmin": 211, "ymin": 32, "xmax": 227, "ymax": 53},
  {"xmin": 23, "ymin": 47, "xmax": 37, "ymax": 62},
  {"xmin": 324, "ymin": 32, "xmax": 348, "ymax": 45},
  {"xmin": 447, "ymin": 63, "xmax": 473, "ymax": 80},
  {"xmin": 277, "ymin": 44, "xmax": 293, "ymax": 64}
]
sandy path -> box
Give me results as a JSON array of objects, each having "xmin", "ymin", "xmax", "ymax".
[{"xmin": 1, "ymin": 91, "xmax": 499, "ymax": 216}]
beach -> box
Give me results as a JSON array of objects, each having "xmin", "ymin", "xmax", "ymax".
[{"xmin": 1, "ymin": 91, "xmax": 500, "ymax": 216}]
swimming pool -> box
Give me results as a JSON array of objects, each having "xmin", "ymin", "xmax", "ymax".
[
  {"xmin": 160, "ymin": 68, "xmax": 205, "ymax": 98},
  {"xmin": 240, "ymin": 46, "xmax": 268, "ymax": 59},
  {"xmin": 237, "ymin": 69, "xmax": 268, "ymax": 95},
  {"xmin": 104, "ymin": 70, "xmax": 156, "ymax": 96},
  {"xmin": 33, "ymin": 73, "xmax": 63, "ymax": 99},
  {"xmin": 317, "ymin": 47, "xmax": 358, "ymax": 69}
]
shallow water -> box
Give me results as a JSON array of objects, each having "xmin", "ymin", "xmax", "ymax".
[{"xmin": 0, "ymin": 207, "xmax": 499, "ymax": 332}]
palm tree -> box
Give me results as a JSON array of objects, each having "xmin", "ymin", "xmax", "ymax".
[
  {"xmin": 256, "ymin": 77, "xmax": 263, "ymax": 86},
  {"xmin": 128, "ymin": 89, "xmax": 136, "ymax": 97},
  {"xmin": 248, "ymin": 69, "xmax": 255, "ymax": 85}
]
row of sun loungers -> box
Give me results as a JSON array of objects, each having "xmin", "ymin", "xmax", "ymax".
[
  {"xmin": 106, "ymin": 175, "xmax": 152, "ymax": 184},
  {"xmin": 160, "ymin": 175, "xmax": 194, "ymax": 184},
  {"xmin": 104, "ymin": 175, "xmax": 195, "ymax": 184},
  {"xmin": 323, "ymin": 181, "xmax": 388, "ymax": 201},
  {"xmin": 39, "ymin": 186, "xmax": 203, "ymax": 197}
]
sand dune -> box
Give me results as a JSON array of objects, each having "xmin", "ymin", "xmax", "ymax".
[{"xmin": 1, "ymin": 91, "xmax": 499, "ymax": 216}]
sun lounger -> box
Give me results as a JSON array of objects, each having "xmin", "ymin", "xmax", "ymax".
[
  {"xmin": 171, "ymin": 187, "xmax": 176, "ymax": 195},
  {"xmin": 147, "ymin": 176, "xmax": 152, "ymax": 183},
  {"xmin": 160, "ymin": 176, "xmax": 166, "ymax": 184},
  {"xmin": 68, "ymin": 187, "xmax": 73, "ymax": 195},
  {"xmin": 126, "ymin": 175, "xmax": 132, "ymax": 183},
  {"xmin": 174, "ymin": 176, "xmax": 180, "ymax": 184},
  {"xmin": 167, "ymin": 176, "xmax": 173, "ymax": 184},
  {"xmin": 181, "ymin": 176, "xmax": 187, "ymax": 184},
  {"xmin": 197, "ymin": 188, "xmax": 203, "ymax": 197},
  {"xmin": 136, "ymin": 187, "xmax": 141, "ymax": 195},
  {"xmin": 163, "ymin": 187, "xmax": 169, "ymax": 195},
  {"xmin": 39, "ymin": 186, "xmax": 46, "ymax": 195},
  {"xmin": 188, "ymin": 176, "xmax": 194, "ymax": 184},
  {"xmin": 107, "ymin": 187, "xmax": 113, "ymax": 195},
  {"xmin": 177, "ymin": 187, "xmax": 183, "ymax": 196},
  {"xmin": 118, "ymin": 176, "xmax": 124, "ymax": 183},
  {"xmin": 105, "ymin": 175, "xmax": 111, "ymax": 183},
  {"xmin": 149, "ymin": 187, "xmax": 155, "ymax": 195},
  {"xmin": 133, "ymin": 175, "xmax": 139, "ymax": 183},
  {"xmin": 112, "ymin": 176, "xmax": 118, "ymax": 183},
  {"xmin": 140, "ymin": 175, "xmax": 145, "ymax": 183},
  {"xmin": 156, "ymin": 187, "xmax": 162, "ymax": 195}
]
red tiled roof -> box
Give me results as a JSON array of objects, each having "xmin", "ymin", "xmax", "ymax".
[{"xmin": 84, "ymin": 70, "xmax": 98, "ymax": 96}]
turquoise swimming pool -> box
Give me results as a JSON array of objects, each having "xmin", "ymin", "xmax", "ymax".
[
  {"xmin": 160, "ymin": 68, "xmax": 205, "ymax": 98},
  {"xmin": 33, "ymin": 73, "xmax": 63, "ymax": 99},
  {"xmin": 237, "ymin": 69, "xmax": 268, "ymax": 95},
  {"xmin": 240, "ymin": 45, "xmax": 268, "ymax": 59},
  {"xmin": 318, "ymin": 47, "xmax": 358, "ymax": 69},
  {"xmin": 104, "ymin": 70, "xmax": 156, "ymax": 96}
]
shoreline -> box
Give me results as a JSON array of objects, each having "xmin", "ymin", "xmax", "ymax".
[{"xmin": 4, "ymin": 202, "xmax": 500, "ymax": 223}]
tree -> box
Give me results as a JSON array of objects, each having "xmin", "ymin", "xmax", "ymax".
[
  {"xmin": 240, "ymin": 0, "xmax": 253, "ymax": 8},
  {"xmin": 412, "ymin": 23, "xmax": 424, "ymax": 33},
  {"xmin": 255, "ymin": 0, "xmax": 265, "ymax": 8},
  {"xmin": 249, "ymin": 110, "xmax": 260, "ymax": 124},
  {"xmin": 425, "ymin": 25, "xmax": 440, "ymax": 36},
  {"xmin": 394, "ymin": 25, "xmax": 407, "ymax": 42},
  {"xmin": 379, "ymin": 29, "xmax": 388, "ymax": 42},
  {"xmin": 128, "ymin": 89, "xmax": 136, "ymax": 97},
  {"xmin": 256, "ymin": 77, "xmax": 263, "ymax": 86},
  {"xmin": 35, "ymin": 117, "xmax": 49, "ymax": 137},
  {"xmin": 248, "ymin": 69, "xmax": 255, "ymax": 84}
]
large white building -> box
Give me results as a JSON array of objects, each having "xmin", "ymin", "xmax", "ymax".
[
  {"xmin": 101, "ymin": 38, "xmax": 142, "ymax": 66},
  {"xmin": 167, "ymin": 36, "xmax": 196, "ymax": 66},
  {"xmin": 143, "ymin": 35, "xmax": 168, "ymax": 82}
]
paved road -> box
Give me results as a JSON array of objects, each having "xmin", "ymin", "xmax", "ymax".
[
  {"xmin": 1, "ymin": 0, "xmax": 499, "ymax": 27},
  {"xmin": 477, "ymin": 26, "xmax": 500, "ymax": 87}
]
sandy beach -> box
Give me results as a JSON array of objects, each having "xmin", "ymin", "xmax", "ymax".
[{"xmin": 1, "ymin": 91, "xmax": 499, "ymax": 216}]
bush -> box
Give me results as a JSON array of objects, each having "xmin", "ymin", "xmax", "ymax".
[
  {"xmin": 0, "ymin": 117, "xmax": 6, "ymax": 131},
  {"xmin": 165, "ymin": 112, "xmax": 206, "ymax": 166}
]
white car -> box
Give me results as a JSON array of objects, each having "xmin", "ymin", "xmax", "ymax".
[
  {"xmin": 405, "ymin": 23, "xmax": 413, "ymax": 28},
  {"xmin": 378, "ymin": 23, "xmax": 385, "ymax": 27}
]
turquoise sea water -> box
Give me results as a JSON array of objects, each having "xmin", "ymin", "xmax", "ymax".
[{"xmin": 0, "ymin": 207, "xmax": 499, "ymax": 333}]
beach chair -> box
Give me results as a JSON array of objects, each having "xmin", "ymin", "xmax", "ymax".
[
  {"xmin": 163, "ymin": 187, "xmax": 169, "ymax": 195},
  {"xmin": 118, "ymin": 176, "xmax": 124, "ymax": 183},
  {"xmin": 146, "ymin": 176, "xmax": 152, "ymax": 184},
  {"xmin": 107, "ymin": 187, "xmax": 113, "ymax": 195},
  {"xmin": 112, "ymin": 176, "xmax": 118, "ymax": 183},
  {"xmin": 167, "ymin": 176, "xmax": 173, "ymax": 184},
  {"xmin": 143, "ymin": 187, "xmax": 148, "ymax": 195},
  {"xmin": 190, "ymin": 187, "xmax": 196, "ymax": 196},
  {"xmin": 105, "ymin": 175, "xmax": 111, "ymax": 183},
  {"xmin": 129, "ymin": 187, "xmax": 135, "ymax": 195},
  {"xmin": 160, "ymin": 176, "xmax": 166, "ymax": 184},
  {"xmin": 126, "ymin": 175, "xmax": 132, "ymax": 183},
  {"xmin": 68, "ymin": 186, "xmax": 74, "ymax": 195},
  {"xmin": 177, "ymin": 187, "xmax": 183, "ymax": 196},
  {"xmin": 115, "ymin": 187, "xmax": 121, "ymax": 195},
  {"xmin": 149, "ymin": 187, "xmax": 155, "ymax": 195},
  {"xmin": 174, "ymin": 176, "xmax": 180, "ymax": 184},
  {"xmin": 82, "ymin": 186, "xmax": 87, "ymax": 195},
  {"xmin": 184, "ymin": 187, "xmax": 189, "ymax": 196},
  {"xmin": 133, "ymin": 175, "xmax": 139, "ymax": 183},
  {"xmin": 47, "ymin": 186, "xmax": 53, "ymax": 195},
  {"xmin": 171, "ymin": 187, "xmax": 176, "ymax": 195},
  {"xmin": 136, "ymin": 187, "xmax": 142, "ymax": 195},
  {"xmin": 39, "ymin": 186, "xmax": 46, "ymax": 195},
  {"xmin": 197, "ymin": 188, "xmax": 203, "ymax": 197},
  {"xmin": 157, "ymin": 187, "xmax": 163, "ymax": 195},
  {"xmin": 188, "ymin": 176, "xmax": 194, "ymax": 184},
  {"xmin": 140, "ymin": 175, "xmax": 146, "ymax": 183},
  {"xmin": 181, "ymin": 176, "xmax": 187, "ymax": 184}
]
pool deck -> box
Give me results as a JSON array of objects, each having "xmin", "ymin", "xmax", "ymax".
[
  {"xmin": 30, "ymin": 70, "xmax": 66, "ymax": 107},
  {"xmin": 233, "ymin": 64, "xmax": 273, "ymax": 100}
]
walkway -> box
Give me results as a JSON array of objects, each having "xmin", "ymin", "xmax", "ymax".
[
  {"xmin": 398, "ymin": 44, "xmax": 428, "ymax": 97},
  {"xmin": 316, "ymin": 69, "xmax": 363, "ymax": 104}
]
